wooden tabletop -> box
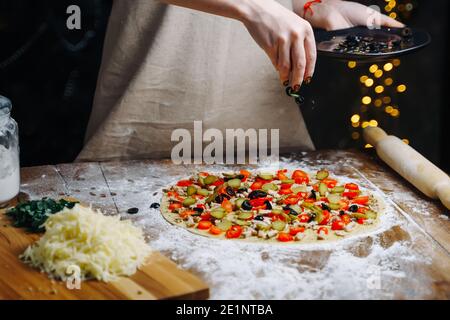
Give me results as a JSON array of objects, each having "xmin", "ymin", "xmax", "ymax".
[{"xmin": 2, "ymin": 150, "xmax": 450, "ymax": 299}]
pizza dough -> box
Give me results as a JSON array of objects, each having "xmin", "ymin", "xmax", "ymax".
[{"xmin": 160, "ymin": 169, "xmax": 385, "ymax": 244}]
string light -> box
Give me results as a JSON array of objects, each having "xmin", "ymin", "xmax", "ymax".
[
  {"xmin": 382, "ymin": 96, "xmax": 392, "ymax": 104},
  {"xmin": 385, "ymin": 105, "xmax": 394, "ymax": 113},
  {"xmin": 369, "ymin": 120, "xmax": 378, "ymax": 127},
  {"xmin": 365, "ymin": 78, "xmax": 374, "ymax": 87},
  {"xmin": 375, "ymin": 85, "xmax": 385, "ymax": 94},
  {"xmin": 360, "ymin": 75, "xmax": 369, "ymax": 83},
  {"xmin": 347, "ymin": 1, "xmax": 414, "ymax": 146},
  {"xmin": 374, "ymin": 69, "xmax": 383, "ymax": 78},
  {"xmin": 348, "ymin": 61, "xmax": 357, "ymax": 68},
  {"xmin": 397, "ymin": 84, "xmax": 407, "ymax": 93},
  {"xmin": 351, "ymin": 114, "xmax": 360, "ymax": 123},
  {"xmin": 391, "ymin": 109, "xmax": 400, "ymax": 117},
  {"xmin": 362, "ymin": 96, "xmax": 372, "ymax": 105},
  {"xmin": 383, "ymin": 63, "xmax": 394, "ymax": 71}
]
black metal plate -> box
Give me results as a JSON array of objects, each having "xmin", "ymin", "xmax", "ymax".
[{"xmin": 314, "ymin": 26, "xmax": 431, "ymax": 63}]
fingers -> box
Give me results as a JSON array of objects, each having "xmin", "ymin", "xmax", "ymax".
[
  {"xmin": 290, "ymin": 39, "xmax": 306, "ymax": 90},
  {"xmin": 303, "ymin": 28, "xmax": 317, "ymax": 81},
  {"xmin": 380, "ymin": 14, "xmax": 405, "ymax": 28},
  {"xmin": 276, "ymin": 38, "xmax": 291, "ymax": 85}
]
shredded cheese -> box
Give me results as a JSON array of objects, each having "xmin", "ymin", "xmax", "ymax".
[{"xmin": 21, "ymin": 204, "xmax": 152, "ymax": 282}]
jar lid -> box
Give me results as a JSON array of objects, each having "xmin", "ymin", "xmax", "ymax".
[{"xmin": 0, "ymin": 95, "xmax": 12, "ymax": 116}]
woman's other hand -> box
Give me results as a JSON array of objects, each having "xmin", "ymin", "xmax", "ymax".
[
  {"xmin": 239, "ymin": 0, "xmax": 317, "ymax": 89},
  {"xmin": 292, "ymin": 0, "xmax": 404, "ymax": 31}
]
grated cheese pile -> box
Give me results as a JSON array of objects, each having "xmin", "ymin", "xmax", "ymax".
[{"xmin": 21, "ymin": 204, "xmax": 152, "ymax": 282}]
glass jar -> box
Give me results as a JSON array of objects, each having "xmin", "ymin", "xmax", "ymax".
[{"xmin": 0, "ymin": 95, "xmax": 20, "ymax": 205}]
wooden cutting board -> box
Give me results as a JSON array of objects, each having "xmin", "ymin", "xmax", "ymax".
[{"xmin": 0, "ymin": 205, "xmax": 209, "ymax": 300}]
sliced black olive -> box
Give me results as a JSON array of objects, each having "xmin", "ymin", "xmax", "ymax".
[
  {"xmin": 339, "ymin": 210, "xmax": 345, "ymax": 216},
  {"xmin": 254, "ymin": 215, "xmax": 264, "ymax": 221},
  {"xmin": 289, "ymin": 209, "xmax": 299, "ymax": 216},
  {"xmin": 193, "ymin": 207, "xmax": 204, "ymax": 213},
  {"xmin": 237, "ymin": 188, "xmax": 247, "ymax": 193},
  {"xmin": 127, "ymin": 207, "xmax": 139, "ymax": 214},
  {"xmin": 321, "ymin": 203, "xmax": 330, "ymax": 211},
  {"xmin": 241, "ymin": 200, "xmax": 252, "ymax": 211},
  {"xmin": 309, "ymin": 190, "xmax": 317, "ymax": 199},
  {"xmin": 248, "ymin": 190, "xmax": 268, "ymax": 199},
  {"xmin": 215, "ymin": 194, "xmax": 224, "ymax": 203},
  {"xmin": 150, "ymin": 202, "xmax": 160, "ymax": 209},
  {"xmin": 349, "ymin": 204, "xmax": 359, "ymax": 212},
  {"xmin": 401, "ymin": 27, "xmax": 412, "ymax": 38},
  {"xmin": 264, "ymin": 200, "xmax": 272, "ymax": 210},
  {"xmin": 282, "ymin": 205, "xmax": 290, "ymax": 211},
  {"xmin": 225, "ymin": 186, "xmax": 236, "ymax": 197}
]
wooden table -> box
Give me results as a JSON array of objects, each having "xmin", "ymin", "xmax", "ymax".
[{"xmin": 1, "ymin": 150, "xmax": 449, "ymax": 299}]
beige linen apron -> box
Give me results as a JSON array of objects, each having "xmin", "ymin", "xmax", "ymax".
[{"xmin": 77, "ymin": 0, "xmax": 314, "ymax": 162}]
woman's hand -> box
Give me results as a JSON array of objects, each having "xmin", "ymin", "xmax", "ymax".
[
  {"xmin": 292, "ymin": 0, "xmax": 404, "ymax": 31},
  {"xmin": 239, "ymin": 0, "xmax": 317, "ymax": 89},
  {"xmin": 160, "ymin": 0, "xmax": 317, "ymax": 89}
]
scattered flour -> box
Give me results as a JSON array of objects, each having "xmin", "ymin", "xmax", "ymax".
[{"xmin": 19, "ymin": 158, "xmax": 440, "ymax": 299}]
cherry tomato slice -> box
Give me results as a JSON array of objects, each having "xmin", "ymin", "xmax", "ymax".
[
  {"xmin": 292, "ymin": 169, "xmax": 309, "ymax": 179},
  {"xmin": 226, "ymin": 225, "xmax": 243, "ymax": 238},
  {"xmin": 250, "ymin": 181, "xmax": 263, "ymax": 190},
  {"xmin": 209, "ymin": 226, "xmax": 222, "ymax": 235},
  {"xmin": 299, "ymin": 214, "xmax": 311, "ymax": 223},
  {"xmin": 357, "ymin": 218, "xmax": 365, "ymax": 225},
  {"xmin": 277, "ymin": 232, "xmax": 294, "ymax": 242},
  {"xmin": 357, "ymin": 206, "xmax": 368, "ymax": 213},
  {"xmin": 289, "ymin": 227, "xmax": 305, "ymax": 236},
  {"xmin": 342, "ymin": 191, "xmax": 359, "ymax": 199},
  {"xmin": 322, "ymin": 178, "xmax": 337, "ymax": 188},
  {"xmin": 168, "ymin": 202, "xmax": 182, "ymax": 211},
  {"xmin": 177, "ymin": 180, "xmax": 193, "ymax": 187},
  {"xmin": 319, "ymin": 210, "xmax": 331, "ymax": 225},
  {"xmin": 352, "ymin": 196, "xmax": 369, "ymax": 205},
  {"xmin": 331, "ymin": 220, "xmax": 345, "ymax": 230},
  {"xmin": 276, "ymin": 169, "xmax": 289, "ymax": 181},
  {"xmin": 200, "ymin": 212, "xmax": 211, "ymax": 221},
  {"xmin": 283, "ymin": 195, "xmax": 300, "ymax": 205},
  {"xmin": 197, "ymin": 220, "xmax": 212, "ymax": 230},
  {"xmin": 279, "ymin": 188, "xmax": 293, "ymax": 195},
  {"xmin": 294, "ymin": 177, "xmax": 309, "ymax": 184},
  {"xmin": 345, "ymin": 183, "xmax": 360, "ymax": 191},
  {"xmin": 240, "ymin": 170, "xmax": 251, "ymax": 181},
  {"xmin": 211, "ymin": 179, "xmax": 224, "ymax": 187},
  {"xmin": 221, "ymin": 199, "xmax": 233, "ymax": 212},
  {"xmin": 317, "ymin": 227, "xmax": 329, "ymax": 235}
]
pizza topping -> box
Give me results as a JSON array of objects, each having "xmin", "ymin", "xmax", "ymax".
[{"xmin": 163, "ymin": 169, "xmax": 380, "ymax": 242}]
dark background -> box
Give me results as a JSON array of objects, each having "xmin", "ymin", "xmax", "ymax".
[{"xmin": 0, "ymin": 0, "xmax": 448, "ymax": 171}]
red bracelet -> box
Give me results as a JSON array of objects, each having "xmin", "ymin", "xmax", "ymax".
[{"xmin": 303, "ymin": 0, "xmax": 322, "ymax": 18}]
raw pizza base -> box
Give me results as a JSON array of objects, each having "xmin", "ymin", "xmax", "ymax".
[{"xmin": 160, "ymin": 176, "xmax": 386, "ymax": 245}]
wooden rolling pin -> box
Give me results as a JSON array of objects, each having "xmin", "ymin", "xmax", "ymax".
[{"xmin": 363, "ymin": 126, "xmax": 450, "ymax": 210}]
